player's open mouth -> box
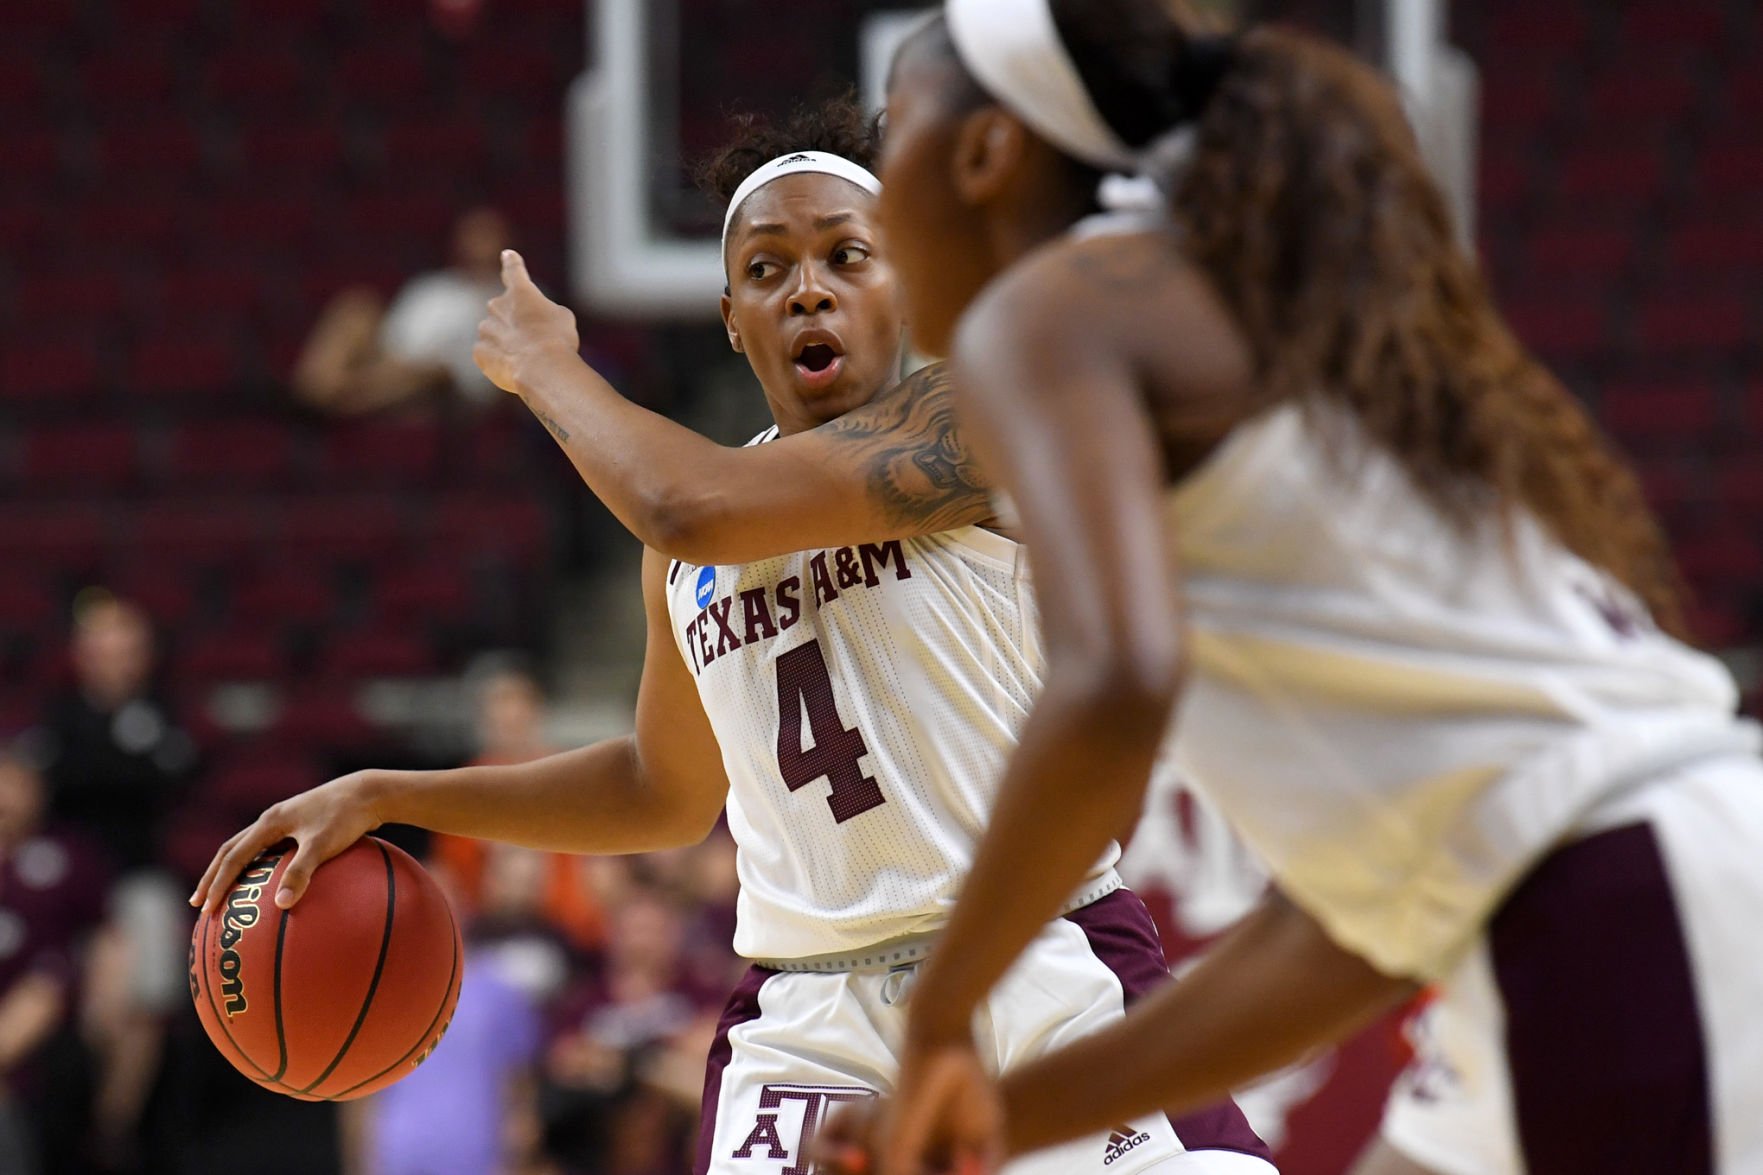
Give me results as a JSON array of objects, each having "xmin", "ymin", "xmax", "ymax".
[{"xmin": 792, "ymin": 340, "xmax": 845, "ymax": 389}]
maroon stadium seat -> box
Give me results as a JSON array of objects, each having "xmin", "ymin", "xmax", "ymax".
[
  {"xmin": 71, "ymin": 197, "xmax": 180, "ymax": 254},
  {"xmin": 1697, "ymin": 144, "xmax": 1763, "ymax": 201},
  {"xmin": 1502, "ymin": 292, "xmax": 1610, "ymax": 361},
  {"xmin": 18, "ymin": 270, "xmax": 130, "ymax": 324},
  {"xmin": 317, "ymin": 628, "xmax": 436, "ymax": 680},
  {"xmin": 180, "ymin": 625, "xmax": 289, "ymax": 684},
  {"xmin": 1557, "ymin": 146, "xmax": 1665, "ymax": 205},
  {"xmin": 381, "ymin": 119, "xmax": 490, "ymax": 177},
  {"xmin": 0, "ymin": 130, "xmax": 64, "ymax": 189},
  {"xmin": 147, "ymin": 265, "xmax": 267, "ymax": 321},
  {"xmin": 93, "ymin": 122, "xmax": 204, "ymax": 184},
  {"xmin": 127, "ymin": 333, "xmax": 241, "ymax": 399},
  {"xmin": 106, "ymin": 563, "xmax": 200, "ymax": 629},
  {"xmin": 0, "ymin": 579, "xmax": 59, "ymax": 630},
  {"xmin": 238, "ymin": 124, "xmax": 349, "ymax": 178},
  {"xmin": 1599, "ymin": 382, "xmax": 1720, "ymax": 445},
  {"xmin": 1480, "ymin": 68, "xmax": 1559, "ymax": 138},
  {"xmin": 232, "ymin": 565, "xmax": 337, "ymax": 625},
  {"xmin": 1487, "ymin": 6, "xmax": 1589, "ymax": 57},
  {"xmin": 280, "ymin": 496, "xmax": 406, "ymax": 559},
  {"xmin": 129, "ymin": 500, "xmax": 265, "ymax": 564},
  {"xmin": 1524, "ymin": 223, "xmax": 1634, "ymax": 281},
  {"xmin": 1616, "ymin": 2, "xmax": 1730, "ymax": 53},
  {"xmin": 1636, "ymin": 292, "xmax": 1752, "ymax": 354},
  {"xmin": 0, "ymin": 504, "xmax": 107, "ymax": 569},
  {"xmin": 164, "ymin": 420, "xmax": 301, "ymax": 489},
  {"xmin": 204, "ymin": 47, "xmax": 311, "ymax": 111},
  {"xmin": 270, "ymin": 687, "xmax": 379, "ymax": 749},
  {"xmin": 432, "ymin": 495, "xmax": 549, "ymax": 562},
  {"xmin": 1584, "ymin": 71, "xmax": 1699, "ymax": 127},
  {"xmin": 374, "ymin": 560, "xmax": 475, "ymax": 621},
  {"xmin": 0, "ymin": 340, "xmax": 107, "ymax": 406},
  {"xmin": 79, "ymin": 52, "xmax": 177, "ymax": 106},
  {"xmin": 206, "ymin": 755, "xmax": 326, "ymax": 817},
  {"xmin": 319, "ymin": 419, "xmax": 443, "ymax": 485},
  {"xmin": 335, "ymin": 46, "xmax": 433, "ymax": 109},
  {"xmin": 20, "ymin": 424, "xmax": 138, "ymax": 492},
  {"xmin": 1665, "ymin": 218, "xmax": 1763, "ymax": 278}
]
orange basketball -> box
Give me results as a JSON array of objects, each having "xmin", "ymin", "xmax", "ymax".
[{"xmin": 190, "ymin": 836, "xmax": 462, "ymax": 1101}]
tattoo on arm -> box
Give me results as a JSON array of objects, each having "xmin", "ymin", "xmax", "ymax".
[
  {"xmin": 817, "ymin": 361, "xmax": 996, "ymax": 533},
  {"xmin": 536, "ymin": 412, "xmax": 570, "ymax": 442}
]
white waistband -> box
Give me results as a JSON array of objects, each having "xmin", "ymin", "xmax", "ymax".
[{"xmin": 749, "ymin": 869, "xmax": 1125, "ymax": 973}]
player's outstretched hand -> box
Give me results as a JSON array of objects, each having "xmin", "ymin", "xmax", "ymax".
[
  {"xmin": 475, "ymin": 249, "xmax": 580, "ymax": 395},
  {"xmin": 189, "ymin": 772, "xmax": 384, "ymax": 915}
]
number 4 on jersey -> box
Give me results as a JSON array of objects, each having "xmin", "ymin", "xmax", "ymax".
[{"xmin": 774, "ymin": 640, "xmax": 886, "ymax": 823}]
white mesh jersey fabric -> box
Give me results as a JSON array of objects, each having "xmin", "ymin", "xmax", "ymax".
[{"xmin": 665, "ymin": 432, "xmax": 1118, "ymax": 959}]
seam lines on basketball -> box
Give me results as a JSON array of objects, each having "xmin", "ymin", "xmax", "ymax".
[
  {"xmin": 332, "ymin": 890, "xmax": 460, "ymax": 1100},
  {"xmin": 300, "ymin": 840, "xmax": 398, "ymax": 1095},
  {"xmin": 270, "ymin": 904, "xmax": 292, "ymax": 1081},
  {"xmin": 199, "ymin": 908, "xmax": 279, "ymax": 1086}
]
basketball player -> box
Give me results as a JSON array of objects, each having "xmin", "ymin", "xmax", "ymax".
[
  {"xmin": 193, "ymin": 99, "xmax": 1271, "ymax": 1175},
  {"xmin": 813, "ymin": 4, "xmax": 1763, "ymax": 1174}
]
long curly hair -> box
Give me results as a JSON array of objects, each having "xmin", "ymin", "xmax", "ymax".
[
  {"xmin": 694, "ymin": 91, "xmax": 881, "ymax": 205},
  {"xmin": 932, "ymin": 3, "xmax": 1687, "ymax": 635}
]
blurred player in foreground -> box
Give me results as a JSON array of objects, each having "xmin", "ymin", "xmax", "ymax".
[
  {"xmin": 193, "ymin": 97, "xmax": 1268, "ymax": 1175},
  {"xmin": 817, "ymin": 2, "xmax": 1763, "ymax": 1174}
]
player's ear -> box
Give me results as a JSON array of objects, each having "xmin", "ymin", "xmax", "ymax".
[
  {"xmin": 953, "ymin": 107, "xmax": 1026, "ymax": 205},
  {"xmin": 719, "ymin": 293, "xmax": 744, "ymax": 354}
]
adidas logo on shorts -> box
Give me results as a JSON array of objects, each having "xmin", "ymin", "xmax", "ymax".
[{"xmin": 1104, "ymin": 1124, "xmax": 1153, "ymax": 1166}]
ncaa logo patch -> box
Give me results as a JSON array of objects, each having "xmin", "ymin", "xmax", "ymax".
[{"xmin": 695, "ymin": 565, "xmax": 717, "ymax": 609}]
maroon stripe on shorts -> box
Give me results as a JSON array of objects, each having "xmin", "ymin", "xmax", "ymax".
[
  {"xmin": 695, "ymin": 964, "xmax": 775, "ymax": 1175},
  {"xmin": 1065, "ymin": 888, "xmax": 1273, "ymax": 1162},
  {"xmin": 1491, "ymin": 821, "xmax": 1713, "ymax": 1175}
]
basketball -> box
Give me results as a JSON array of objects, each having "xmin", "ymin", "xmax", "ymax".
[{"xmin": 189, "ymin": 836, "xmax": 463, "ymax": 1101}]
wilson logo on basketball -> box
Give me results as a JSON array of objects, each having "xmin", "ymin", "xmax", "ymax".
[{"xmin": 217, "ymin": 851, "xmax": 283, "ymax": 1018}]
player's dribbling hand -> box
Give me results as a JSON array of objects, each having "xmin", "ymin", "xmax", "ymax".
[
  {"xmin": 189, "ymin": 772, "xmax": 385, "ymax": 915},
  {"xmin": 885, "ymin": 1040, "xmax": 1005, "ymax": 1175},
  {"xmin": 819, "ymin": 1040, "xmax": 1002, "ymax": 1175},
  {"xmin": 474, "ymin": 249, "xmax": 580, "ymax": 395}
]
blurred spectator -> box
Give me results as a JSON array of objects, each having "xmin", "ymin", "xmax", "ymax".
[
  {"xmin": 32, "ymin": 594, "xmax": 195, "ymax": 874},
  {"xmin": 539, "ymin": 886, "xmax": 718, "ymax": 1175},
  {"xmin": 348, "ymin": 948, "xmax": 544, "ymax": 1175},
  {"xmin": 294, "ymin": 207, "xmax": 512, "ymax": 417},
  {"xmin": 431, "ymin": 661, "xmax": 606, "ymax": 952},
  {"xmin": 28, "ymin": 595, "xmax": 195, "ymax": 1170},
  {"xmin": 0, "ymin": 750, "xmax": 111, "ymax": 1175}
]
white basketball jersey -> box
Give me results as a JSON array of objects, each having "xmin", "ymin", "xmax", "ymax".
[
  {"xmin": 666, "ymin": 428, "xmax": 1117, "ymax": 961},
  {"xmin": 1164, "ymin": 401, "xmax": 1761, "ymax": 980}
]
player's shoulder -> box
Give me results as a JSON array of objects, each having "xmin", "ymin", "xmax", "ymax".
[{"xmin": 956, "ymin": 227, "xmax": 1195, "ymax": 366}]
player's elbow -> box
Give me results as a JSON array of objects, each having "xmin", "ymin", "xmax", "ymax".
[{"xmin": 637, "ymin": 485, "xmax": 731, "ymax": 564}]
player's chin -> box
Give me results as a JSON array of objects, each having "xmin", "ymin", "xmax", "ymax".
[{"xmin": 790, "ymin": 355, "xmax": 878, "ymax": 410}]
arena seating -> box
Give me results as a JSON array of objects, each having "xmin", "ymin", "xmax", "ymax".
[
  {"xmin": 1467, "ymin": 0, "xmax": 1761, "ymax": 665},
  {"xmin": 0, "ymin": 0, "xmax": 589, "ymax": 773}
]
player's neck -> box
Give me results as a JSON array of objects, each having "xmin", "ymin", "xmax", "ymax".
[{"xmin": 762, "ymin": 381, "xmax": 888, "ymax": 438}]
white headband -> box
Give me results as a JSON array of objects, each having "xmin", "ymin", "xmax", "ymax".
[
  {"xmin": 720, "ymin": 151, "xmax": 883, "ymax": 261},
  {"xmin": 945, "ymin": 0, "xmax": 1138, "ymax": 172}
]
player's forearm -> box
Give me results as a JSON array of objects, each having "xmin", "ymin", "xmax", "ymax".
[
  {"xmin": 362, "ymin": 738, "xmax": 715, "ymax": 855},
  {"xmin": 907, "ymin": 675, "xmax": 1168, "ymax": 1047},
  {"xmin": 513, "ymin": 347, "xmax": 736, "ymax": 556},
  {"xmin": 999, "ymin": 893, "xmax": 1416, "ymax": 1157}
]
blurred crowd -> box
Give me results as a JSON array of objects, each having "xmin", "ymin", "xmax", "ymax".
[{"xmin": 0, "ymin": 590, "xmax": 743, "ymax": 1175}]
